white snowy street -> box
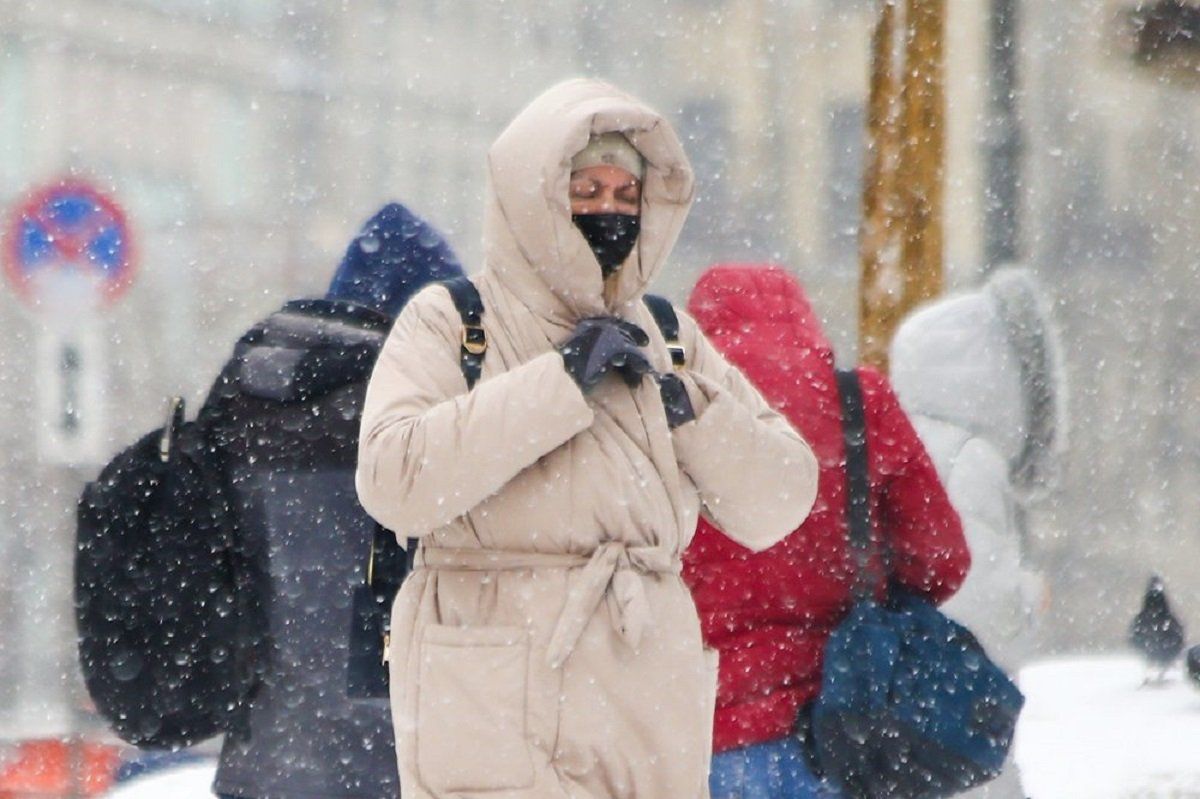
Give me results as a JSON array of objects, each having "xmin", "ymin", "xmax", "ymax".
[
  {"xmin": 96, "ymin": 654, "xmax": 1200, "ymax": 799},
  {"xmin": 1016, "ymin": 656, "xmax": 1200, "ymax": 799}
]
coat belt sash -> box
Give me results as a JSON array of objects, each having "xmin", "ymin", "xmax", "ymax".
[{"xmin": 416, "ymin": 542, "xmax": 680, "ymax": 668}]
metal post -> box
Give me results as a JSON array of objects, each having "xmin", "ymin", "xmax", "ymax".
[
  {"xmin": 859, "ymin": 0, "xmax": 903, "ymax": 371},
  {"xmin": 859, "ymin": 0, "xmax": 946, "ymax": 372},
  {"xmin": 896, "ymin": 0, "xmax": 947, "ymax": 310},
  {"xmin": 985, "ymin": 0, "xmax": 1023, "ymax": 269}
]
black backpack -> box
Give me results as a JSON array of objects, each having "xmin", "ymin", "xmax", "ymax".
[
  {"xmin": 75, "ymin": 395, "xmax": 262, "ymax": 749},
  {"xmin": 350, "ymin": 277, "xmax": 684, "ymax": 696}
]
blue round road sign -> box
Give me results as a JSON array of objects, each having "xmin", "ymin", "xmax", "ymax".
[{"xmin": 4, "ymin": 179, "xmax": 135, "ymax": 309}]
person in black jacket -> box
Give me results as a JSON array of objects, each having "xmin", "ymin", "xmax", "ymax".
[{"xmin": 206, "ymin": 203, "xmax": 463, "ymax": 799}]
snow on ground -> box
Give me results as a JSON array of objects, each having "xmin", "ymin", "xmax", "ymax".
[
  {"xmin": 1016, "ymin": 654, "xmax": 1200, "ymax": 799},
  {"xmin": 98, "ymin": 654, "xmax": 1200, "ymax": 798},
  {"xmin": 104, "ymin": 761, "xmax": 217, "ymax": 799}
]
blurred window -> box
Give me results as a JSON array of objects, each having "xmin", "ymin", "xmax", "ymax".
[
  {"xmin": 824, "ymin": 102, "xmax": 865, "ymax": 269},
  {"xmin": 0, "ymin": 42, "xmax": 27, "ymax": 189},
  {"xmin": 126, "ymin": 0, "xmax": 280, "ymax": 26},
  {"xmin": 678, "ymin": 98, "xmax": 732, "ymax": 246},
  {"xmin": 825, "ymin": 0, "xmax": 875, "ymax": 10},
  {"xmin": 209, "ymin": 92, "xmax": 258, "ymax": 211}
]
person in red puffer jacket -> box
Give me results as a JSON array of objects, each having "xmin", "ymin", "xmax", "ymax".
[{"xmin": 682, "ymin": 263, "xmax": 971, "ymax": 799}]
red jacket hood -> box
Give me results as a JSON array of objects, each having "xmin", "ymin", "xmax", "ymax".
[
  {"xmin": 688, "ymin": 264, "xmax": 840, "ymax": 473},
  {"xmin": 687, "ymin": 263, "xmax": 835, "ymax": 371}
]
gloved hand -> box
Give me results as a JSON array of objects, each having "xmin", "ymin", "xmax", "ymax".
[
  {"xmin": 657, "ymin": 372, "xmax": 695, "ymax": 429},
  {"xmin": 558, "ymin": 317, "xmax": 653, "ymax": 392}
]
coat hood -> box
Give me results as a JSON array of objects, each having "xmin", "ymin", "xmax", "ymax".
[
  {"xmin": 687, "ymin": 263, "xmax": 834, "ymax": 367},
  {"xmin": 890, "ymin": 268, "xmax": 1067, "ymax": 499},
  {"xmin": 235, "ymin": 299, "xmax": 389, "ymax": 403},
  {"xmin": 484, "ymin": 79, "xmax": 695, "ymax": 321},
  {"xmin": 326, "ymin": 203, "xmax": 464, "ymax": 319},
  {"xmin": 687, "ymin": 263, "xmax": 842, "ymax": 466}
]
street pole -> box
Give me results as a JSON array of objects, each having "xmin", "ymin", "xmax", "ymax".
[
  {"xmin": 859, "ymin": 0, "xmax": 947, "ymax": 372},
  {"xmin": 859, "ymin": 0, "xmax": 902, "ymax": 371},
  {"xmin": 985, "ymin": 0, "xmax": 1022, "ymax": 269},
  {"xmin": 896, "ymin": 0, "xmax": 947, "ymax": 323}
]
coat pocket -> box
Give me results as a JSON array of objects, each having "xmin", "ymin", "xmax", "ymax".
[{"xmin": 416, "ymin": 624, "xmax": 534, "ymax": 793}]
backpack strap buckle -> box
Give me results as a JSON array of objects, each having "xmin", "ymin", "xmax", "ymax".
[
  {"xmin": 462, "ymin": 324, "xmax": 488, "ymax": 356},
  {"xmin": 443, "ymin": 277, "xmax": 487, "ymax": 389},
  {"xmin": 667, "ymin": 344, "xmax": 686, "ymax": 369}
]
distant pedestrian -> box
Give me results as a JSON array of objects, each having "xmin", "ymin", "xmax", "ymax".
[
  {"xmin": 355, "ymin": 81, "xmax": 819, "ymax": 799},
  {"xmin": 199, "ymin": 200, "xmax": 460, "ymax": 796},
  {"xmin": 78, "ymin": 201, "xmax": 463, "ymax": 799},
  {"xmin": 890, "ymin": 266, "xmax": 1068, "ymax": 798},
  {"xmin": 890, "ymin": 267, "xmax": 1065, "ymax": 671},
  {"xmin": 208, "ymin": 202, "xmax": 464, "ymax": 799},
  {"xmin": 682, "ymin": 263, "xmax": 970, "ymax": 799}
]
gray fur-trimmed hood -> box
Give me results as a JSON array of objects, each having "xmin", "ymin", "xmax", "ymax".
[{"xmin": 890, "ymin": 267, "xmax": 1067, "ymax": 501}]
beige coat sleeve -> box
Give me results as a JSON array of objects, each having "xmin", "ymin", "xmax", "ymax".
[
  {"xmin": 356, "ymin": 287, "xmax": 595, "ymax": 536},
  {"xmin": 670, "ymin": 311, "xmax": 818, "ymax": 552}
]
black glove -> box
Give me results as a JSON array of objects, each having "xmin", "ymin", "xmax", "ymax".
[
  {"xmin": 558, "ymin": 317, "xmax": 653, "ymax": 392},
  {"xmin": 657, "ymin": 372, "xmax": 695, "ymax": 429}
]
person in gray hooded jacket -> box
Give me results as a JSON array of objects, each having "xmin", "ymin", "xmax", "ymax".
[
  {"xmin": 208, "ymin": 203, "xmax": 463, "ymax": 799},
  {"xmin": 889, "ymin": 266, "xmax": 1067, "ymax": 799}
]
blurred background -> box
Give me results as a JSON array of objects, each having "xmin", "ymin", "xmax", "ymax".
[{"xmin": 1, "ymin": 0, "xmax": 1199, "ymax": 791}]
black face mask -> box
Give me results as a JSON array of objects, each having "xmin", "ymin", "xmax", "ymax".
[{"xmin": 572, "ymin": 213, "xmax": 640, "ymax": 278}]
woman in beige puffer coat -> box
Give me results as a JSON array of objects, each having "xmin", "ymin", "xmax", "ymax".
[{"xmin": 356, "ymin": 79, "xmax": 818, "ymax": 799}]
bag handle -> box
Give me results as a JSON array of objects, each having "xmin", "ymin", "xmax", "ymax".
[
  {"xmin": 834, "ymin": 369, "xmax": 879, "ymax": 603},
  {"xmin": 158, "ymin": 396, "xmax": 186, "ymax": 462}
]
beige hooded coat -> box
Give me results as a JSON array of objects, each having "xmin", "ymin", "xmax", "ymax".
[{"xmin": 357, "ymin": 79, "xmax": 818, "ymax": 799}]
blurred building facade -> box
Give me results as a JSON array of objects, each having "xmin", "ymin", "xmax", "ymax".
[
  {"xmin": 1024, "ymin": 0, "xmax": 1200, "ymax": 650},
  {"xmin": 0, "ymin": 0, "xmax": 599, "ymax": 738},
  {"xmin": 0, "ymin": 0, "xmax": 1197, "ymax": 739}
]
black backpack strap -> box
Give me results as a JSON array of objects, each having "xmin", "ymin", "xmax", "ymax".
[
  {"xmin": 835, "ymin": 368, "xmax": 877, "ymax": 602},
  {"xmin": 360, "ymin": 277, "xmax": 485, "ymax": 660},
  {"xmin": 643, "ymin": 293, "xmax": 685, "ymax": 369},
  {"xmin": 442, "ymin": 277, "xmax": 486, "ymax": 390}
]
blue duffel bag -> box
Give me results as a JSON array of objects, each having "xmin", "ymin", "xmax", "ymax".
[{"xmin": 810, "ymin": 371, "xmax": 1025, "ymax": 799}]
